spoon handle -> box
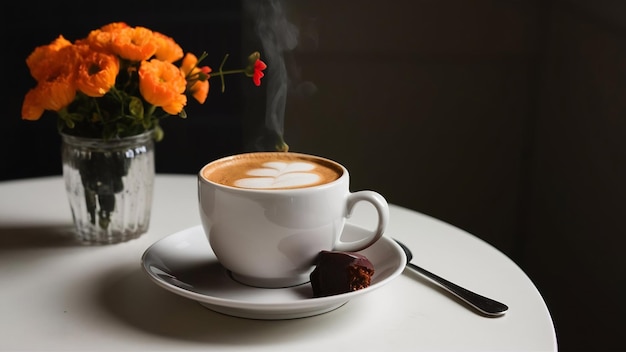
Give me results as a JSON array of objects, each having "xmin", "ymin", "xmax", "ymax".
[{"xmin": 406, "ymin": 262, "xmax": 509, "ymax": 316}]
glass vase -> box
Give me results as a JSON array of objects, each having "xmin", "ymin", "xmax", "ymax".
[{"xmin": 61, "ymin": 130, "xmax": 155, "ymax": 245}]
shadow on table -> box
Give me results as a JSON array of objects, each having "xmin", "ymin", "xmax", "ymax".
[
  {"xmin": 96, "ymin": 266, "xmax": 363, "ymax": 345},
  {"xmin": 0, "ymin": 224, "xmax": 80, "ymax": 249}
]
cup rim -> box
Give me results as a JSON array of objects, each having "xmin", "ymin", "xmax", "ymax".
[{"xmin": 198, "ymin": 151, "xmax": 348, "ymax": 192}]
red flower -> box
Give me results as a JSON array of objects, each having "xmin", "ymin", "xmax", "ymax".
[
  {"xmin": 243, "ymin": 52, "xmax": 267, "ymax": 87},
  {"xmin": 252, "ymin": 59, "xmax": 267, "ymax": 86}
]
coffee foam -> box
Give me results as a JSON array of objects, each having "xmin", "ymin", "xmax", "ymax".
[
  {"xmin": 202, "ymin": 153, "xmax": 343, "ymax": 190},
  {"xmin": 235, "ymin": 161, "xmax": 320, "ymax": 189}
]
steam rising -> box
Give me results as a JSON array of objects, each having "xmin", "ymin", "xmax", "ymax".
[{"xmin": 244, "ymin": 0, "xmax": 299, "ymax": 151}]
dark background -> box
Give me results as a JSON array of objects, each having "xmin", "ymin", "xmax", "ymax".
[{"xmin": 2, "ymin": 1, "xmax": 625, "ymax": 350}]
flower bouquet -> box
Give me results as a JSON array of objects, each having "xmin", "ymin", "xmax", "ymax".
[{"xmin": 21, "ymin": 22, "xmax": 267, "ymax": 243}]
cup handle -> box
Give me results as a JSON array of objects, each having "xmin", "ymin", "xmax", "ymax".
[{"xmin": 333, "ymin": 190, "xmax": 389, "ymax": 252}]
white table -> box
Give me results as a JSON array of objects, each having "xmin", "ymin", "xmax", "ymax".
[{"xmin": 0, "ymin": 175, "xmax": 557, "ymax": 351}]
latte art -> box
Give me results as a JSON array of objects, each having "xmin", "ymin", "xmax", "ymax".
[
  {"xmin": 235, "ymin": 161, "xmax": 321, "ymax": 189},
  {"xmin": 201, "ymin": 152, "xmax": 343, "ymax": 190}
]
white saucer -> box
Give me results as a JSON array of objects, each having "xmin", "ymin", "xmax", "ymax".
[{"xmin": 141, "ymin": 224, "xmax": 406, "ymax": 320}]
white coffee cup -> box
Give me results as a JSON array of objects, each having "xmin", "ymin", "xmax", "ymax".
[{"xmin": 198, "ymin": 151, "xmax": 389, "ymax": 288}]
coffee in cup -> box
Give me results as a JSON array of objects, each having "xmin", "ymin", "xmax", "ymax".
[
  {"xmin": 201, "ymin": 152, "xmax": 342, "ymax": 190},
  {"xmin": 198, "ymin": 152, "xmax": 389, "ymax": 288}
]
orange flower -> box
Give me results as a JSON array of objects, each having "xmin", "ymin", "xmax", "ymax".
[
  {"xmin": 75, "ymin": 47, "xmax": 120, "ymax": 97},
  {"xmin": 180, "ymin": 53, "xmax": 210, "ymax": 104},
  {"xmin": 26, "ymin": 36, "xmax": 73, "ymax": 82},
  {"xmin": 139, "ymin": 59, "xmax": 187, "ymax": 115},
  {"xmin": 80, "ymin": 22, "xmax": 128, "ymax": 53},
  {"xmin": 81, "ymin": 29, "xmax": 112, "ymax": 52},
  {"xmin": 22, "ymin": 79, "xmax": 76, "ymax": 120},
  {"xmin": 153, "ymin": 32, "xmax": 184, "ymax": 63},
  {"xmin": 111, "ymin": 26, "xmax": 157, "ymax": 61},
  {"xmin": 22, "ymin": 42, "xmax": 80, "ymax": 120}
]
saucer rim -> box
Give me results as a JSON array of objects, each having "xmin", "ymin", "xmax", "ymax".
[{"xmin": 141, "ymin": 224, "xmax": 406, "ymax": 318}]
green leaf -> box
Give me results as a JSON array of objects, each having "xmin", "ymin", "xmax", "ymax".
[
  {"xmin": 154, "ymin": 125, "xmax": 164, "ymax": 142},
  {"xmin": 128, "ymin": 97, "xmax": 144, "ymax": 119}
]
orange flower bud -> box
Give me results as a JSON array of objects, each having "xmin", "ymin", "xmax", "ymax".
[{"xmin": 180, "ymin": 53, "xmax": 211, "ymax": 104}]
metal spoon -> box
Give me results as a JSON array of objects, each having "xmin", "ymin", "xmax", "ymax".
[{"xmin": 394, "ymin": 239, "xmax": 508, "ymax": 317}]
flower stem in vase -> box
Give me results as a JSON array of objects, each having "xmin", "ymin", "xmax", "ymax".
[{"xmin": 77, "ymin": 152, "xmax": 130, "ymax": 229}]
